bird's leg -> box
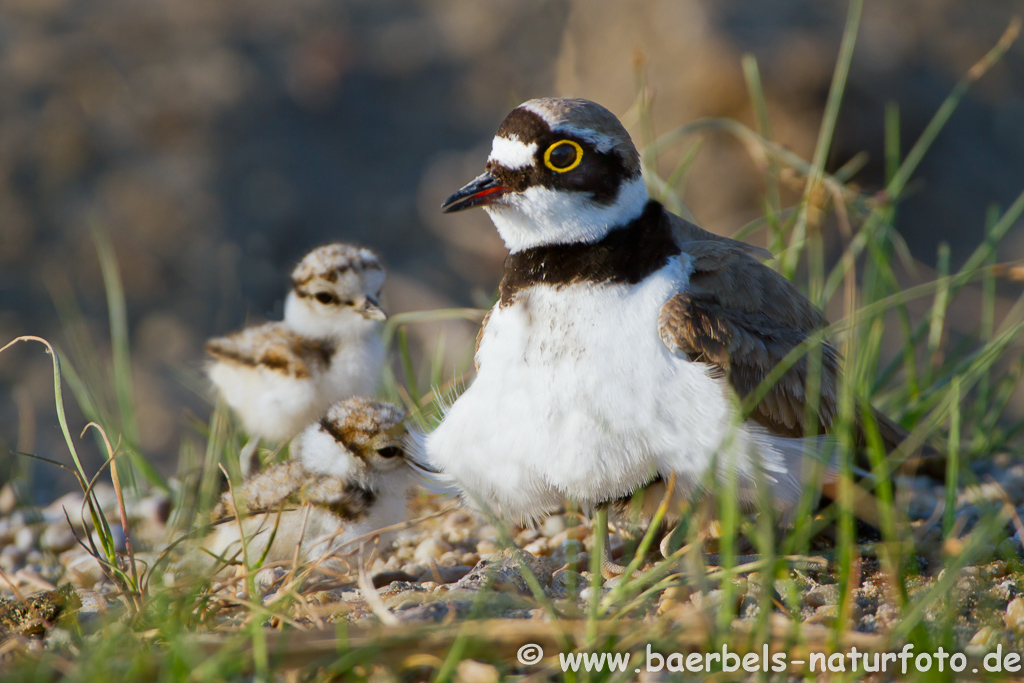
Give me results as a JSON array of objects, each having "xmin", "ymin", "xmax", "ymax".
[{"xmin": 595, "ymin": 507, "xmax": 643, "ymax": 580}]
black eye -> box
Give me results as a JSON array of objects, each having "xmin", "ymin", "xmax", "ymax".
[
  {"xmin": 377, "ymin": 446, "xmax": 402, "ymax": 459},
  {"xmin": 314, "ymin": 292, "xmax": 338, "ymax": 305},
  {"xmin": 544, "ymin": 140, "xmax": 582, "ymax": 173}
]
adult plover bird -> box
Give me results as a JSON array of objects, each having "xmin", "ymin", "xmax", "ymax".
[
  {"xmin": 204, "ymin": 397, "xmax": 427, "ymax": 569},
  {"xmin": 426, "ymin": 97, "xmax": 933, "ymax": 529},
  {"xmin": 206, "ymin": 244, "xmax": 387, "ymax": 444}
]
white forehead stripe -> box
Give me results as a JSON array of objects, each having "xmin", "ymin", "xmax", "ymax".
[
  {"xmin": 488, "ymin": 135, "xmax": 537, "ymax": 170},
  {"xmin": 521, "ymin": 101, "xmax": 561, "ymax": 128},
  {"xmin": 520, "ymin": 102, "xmax": 617, "ymax": 154},
  {"xmin": 554, "ymin": 125, "xmax": 615, "ymax": 154}
]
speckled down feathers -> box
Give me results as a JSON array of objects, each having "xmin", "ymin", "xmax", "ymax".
[
  {"xmin": 319, "ymin": 400, "xmax": 406, "ymax": 454},
  {"xmin": 291, "ymin": 243, "xmax": 383, "ymax": 290},
  {"xmin": 204, "ymin": 398, "xmax": 416, "ymax": 567},
  {"xmin": 204, "ymin": 242, "xmax": 387, "ymax": 442},
  {"xmin": 212, "ymin": 398, "xmax": 408, "ymax": 521},
  {"xmin": 205, "ymin": 323, "xmax": 334, "ymax": 378}
]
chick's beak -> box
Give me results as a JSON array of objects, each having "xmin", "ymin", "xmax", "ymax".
[
  {"xmin": 406, "ymin": 452, "xmax": 441, "ymax": 474},
  {"xmin": 358, "ymin": 295, "xmax": 387, "ymax": 321},
  {"xmin": 440, "ymin": 171, "xmax": 507, "ymax": 214}
]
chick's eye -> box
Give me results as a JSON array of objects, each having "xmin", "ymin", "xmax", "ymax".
[
  {"xmin": 377, "ymin": 446, "xmax": 402, "ymax": 459},
  {"xmin": 314, "ymin": 292, "xmax": 338, "ymax": 305},
  {"xmin": 544, "ymin": 140, "xmax": 583, "ymax": 173}
]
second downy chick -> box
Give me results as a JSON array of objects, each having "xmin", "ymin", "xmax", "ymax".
[
  {"xmin": 205, "ymin": 244, "xmax": 387, "ymax": 443},
  {"xmin": 204, "ymin": 397, "xmax": 428, "ymax": 572}
]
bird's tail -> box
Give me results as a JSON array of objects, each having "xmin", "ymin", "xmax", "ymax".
[{"xmin": 861, "ymin": 407, "xmax": 948, "ymax": 480}]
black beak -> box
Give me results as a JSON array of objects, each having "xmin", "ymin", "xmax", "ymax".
[
  {"xmin": 358, "ymin": 295, "xmax": 387, "ymax": 321},
  {"xmin": 440, "ymin": 171, "xmax": 507, "ymax": 214}
]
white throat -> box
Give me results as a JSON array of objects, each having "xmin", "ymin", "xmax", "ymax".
[
  {"xmin": 283, "ymin": 292, "xmax": 378, "ymax": 341},
  {"xmin": 484, "ymin": 176, "xmax": 649, "ymax": 253}
]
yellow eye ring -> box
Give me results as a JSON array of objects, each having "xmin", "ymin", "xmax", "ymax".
[{"xmin": 543, "ymin": 140, "xmax": 583, "ymax": 173}]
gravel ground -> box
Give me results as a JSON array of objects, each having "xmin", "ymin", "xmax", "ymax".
[{"xmin": 3, "ymin": 458, "xmax": 1024, "ymax": 668}]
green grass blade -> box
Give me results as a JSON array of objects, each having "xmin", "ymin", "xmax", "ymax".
[
  {"xmin": 886, "ymin": 19, "xmax": 1020, "ymax": 201},
  {"xmin": 943, "ymin": 379, "xmax": 961, "ymax": 537},
  {"xmin": 91, "ymin": 223, "xmax": 140, "ymax": 449},
  {"xmin": 781, "ymin": 0, "xmax": 862, "ymax": 279}
]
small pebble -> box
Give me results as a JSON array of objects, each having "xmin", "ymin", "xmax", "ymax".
[
  {"xmin": 0, "ymin": 544, "xmax": 25, "ymax": 572},
  {"xmin": 664, "ymin": 585, "xmax": 693, "ymax": 602},
  {"xmin": 875, "ymin": 603, "xmax": 900, "ymax": 631},
  {"xmin": 401, "ymin": 563, "xmax": 427, "ymax": 578},
  {"xmin": 806, "ymin": 604, "xmax": 838, "ymax": 626},
  {"xmin": 437, "ymin": 551, "xmax": 460, "ymax": 568},
  {"xmin": 982, "ymin": 561, "xmax": 1008, "ymax": 580},
  {"xmin": 414, "ymin": 538, "xmax": 452, "ymax": 562},
  {"xmin": 133, "ymin": 494, "xmax": 172, "ymax": 526},
  {"xmin": 579, "ymin": 586, "xmax": 608, "ymax": 602},
  {"xmin": 455, "ymin": 660, "xmax": 499, "ymax": 683},
  {"xmin": 63, "ymin": 553, "xmax": 105, "ymax": 587},
  {"xmin": 550, "ymin": 525, "xmax": 589, "ymax": 545},
  {"xmin": 1005, "ymin": 597, "xmax": 1024, "ymax": 630},
  {"xmin": 739, "ymin": 593, "xmax": 760, "ymax": 619},
  {"xmin": 516, "ymin": 528, "xmax": 541, "ymax": 544},
  {"xmin": 42, "ymin": 493, "xmax": 86, "ymax": 523},
  {"xmin": 993, "ymin": 579, "xmax": 1017, "ymax": 602},
  {"xmin": 691, "ymin": 589, "xmax": 726, "ymax": 611},
  {"xmin": 76, "ymin": 589, "xmax": 110, "ymax": 633},
  {"xmin": 14, "ymin": 526, "xmax": 36, "ymax": 553},
  {"xmin": 476, "ymin": 539, "xmax": 500, "ymax": 557},
  {"xmin": 442, "ymin": 511, "xmax": 474, "ymax": 542},
  {"xmin": 971, "ymin": 625, "xmax": 998, "ymax": 646},
  {"xmin": 523, "ymin": 540, "xmax": 547, "ymax": 557},
  {"xmin": 0, "ymin": 483, "xmax": 19, "ymax": 515},
  {"xmin": 542, "ymin": 515, "xmax": 566, "ymax": 538},
  {"xmin": 804, "ymin": 584, "xmax": 838, "ymax": 608},
  {"xmin": 40, "ymin": 523, "xmax": 77, "ymax": 554}
]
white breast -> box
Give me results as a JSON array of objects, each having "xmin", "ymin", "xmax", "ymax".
[
  {"xmin": 426, "ymin": 257, "xmax": 775, "ymax": 523},
  {"xmin": 322, "ymin": 333, "xmax": 384, "ymax": 402},
  {"xmin": 206, "ymin": 362, "xmax": 323, "ymax": 442},
  {"xmin": 206, "ymin": 333, "xmax": 384, "ymax": 443}
]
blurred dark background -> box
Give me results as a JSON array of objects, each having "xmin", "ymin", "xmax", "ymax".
[{"xmin": 1, "ymin": 0, "xmax": 1022, "ymax": 501}]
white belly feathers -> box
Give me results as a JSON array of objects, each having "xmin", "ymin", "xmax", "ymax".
[{"xmin": 426, "ymin": 256, "xmax": 773, "ymax": 523}]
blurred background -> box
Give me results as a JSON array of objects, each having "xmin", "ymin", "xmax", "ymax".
[{"xmin": 1, "ymin": 0, "xmax": 1022, "ymax": 500}]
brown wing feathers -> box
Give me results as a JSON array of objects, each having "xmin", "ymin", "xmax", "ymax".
[
  {"xmin": 205, "ymin": 325, "xmax": 335, "ymax": 378},
  {"xmin": 474, "ymin": 308, "xmax": 493, "ymax": 372},
  {"xmin": 658, "ymin": 288, "xmax": 839, "ymax": 439},
  {"xmin": 660, "ymin": 241, "xmax": 941, "ymax": 473}
]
